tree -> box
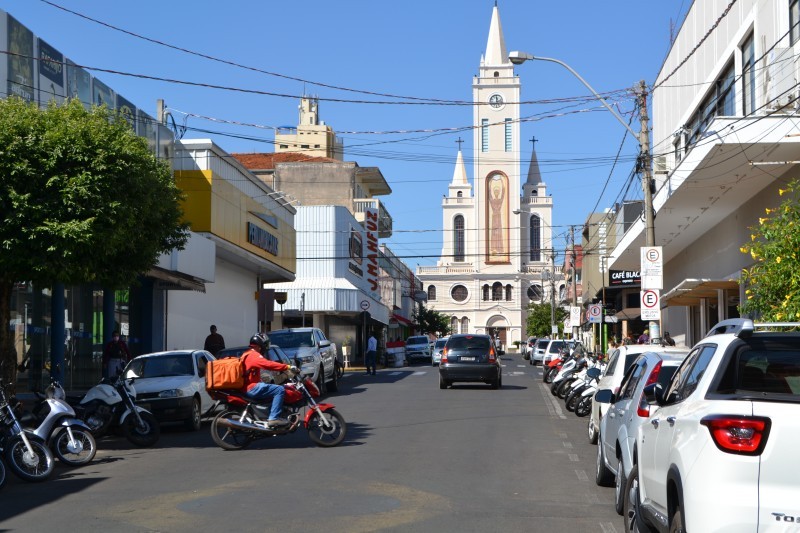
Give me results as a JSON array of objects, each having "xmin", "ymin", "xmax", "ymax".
[
  {"xmin": 740, "ymin": 179, "xmax": 800, "ymax": 321},
  {"xmin": 526, "ymin": 302, "xmax": 568, "ymax": 338},
  {"xmin": 0, "ymin": 98, "xmax": 188, "ymax": 386},
  {"xmin": 412, "ymin": 304, "xmax": 451, "ymax": 337}
]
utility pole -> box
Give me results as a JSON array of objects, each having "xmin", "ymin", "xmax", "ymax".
[
  {"xmin": 550, "ymin": 252, "xmax": 556, "ymax": 338},
  {"xmin": 639, "ymin": 80, "xmax": 660, "ymax": 343},
  {"xmin": 570, "ymin": 226, "xmax": 578, "ymax": 340}
]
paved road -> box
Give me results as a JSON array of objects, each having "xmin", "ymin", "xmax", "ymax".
[{"xmin": 0, "ymin": 356, "xmax": 623, "ymax": 532}]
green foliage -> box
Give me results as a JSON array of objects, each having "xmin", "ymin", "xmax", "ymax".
[
  {"xmin": 412, "ymin": 304, "xmax": 451, "ymax": 337},
  {"xmin": 526, "ymin": 302, "xmax": 568, "ymax": 338},
  {"xmin": 740, "ymin": 180, "xmax": 800, "ymax": 320},
  {"xmin": 0, "ymin": 97, "xmax": 188, "ymax": 386}
]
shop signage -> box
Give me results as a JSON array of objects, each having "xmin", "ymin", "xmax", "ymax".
[
  {"xmin": 609, "ymin": 270, "xmax": 640, "ymax": 286},
  {"xmin": 247, "ymin": 222, "xmax": 279, "ymax": 256},
  {"xmin": 364, "ymin": 207, "xmax": 380, "ymax": 294},
  {"xmin": 348, "ymin": 227, "xmax": 364, "ymax": 277}
]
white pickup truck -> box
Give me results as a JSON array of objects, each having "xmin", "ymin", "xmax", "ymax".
[{"xmin": 267, "ymin": 328, "xmax": 339, "ymax": 393}]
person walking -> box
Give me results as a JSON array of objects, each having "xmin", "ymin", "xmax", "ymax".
[
  {"xmin": 103, "ymin": 330, "xmax": 131, "ymax": 379},
  {"xmin": 365, "ymin": 332, "xmax": 377, "ymax": 376},
  {"xmin": 204, "ymin": 325, "xmax": 226, "ymax": 356}
]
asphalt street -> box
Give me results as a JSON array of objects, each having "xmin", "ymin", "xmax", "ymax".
[{"xmin": 0, "ymin": 355, "xmax": 622, "ymax": 532}]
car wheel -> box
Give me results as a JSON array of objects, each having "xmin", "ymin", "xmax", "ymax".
[
  {"xmin": 669, "ymin": 502, "xmax": 684, "ymax": 533},
  {"xmin": 316, "ymin": 366, "xmax": 327, "ymax": 395},
  {"xmin": 588, "ymin": 417, "xmax": 598, "ymax": 444},
  {"xmin": 623, "ymin": 465, "xmax": 650, "ymax": 533},
  {"xmin": 184, "ymin": 397, "xmax": 202, "ymax": 431},
  {"xmin": 439, "ymin": 374, "xmax": 449, "ymax": 389},
  {"xmin": 614, "ymin": 460, "xmax": 626, "ymax": 515},
  {"xmin": 595, "ymin": 434, "xmax": 614, "ymax": 486},
  {"xmin": 327, "ymin": 365, "xmax": 339, "ymax": 393}
]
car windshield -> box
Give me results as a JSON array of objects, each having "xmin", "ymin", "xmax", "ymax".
[
  {"xmin": 127, "ymin": 353, "xmax": 193, "ymax": 378},
  {"xmin": 435, "ymin": 339, "xmax": 447, "ymax": 348},
  {"xmin": 537, "ymin": 340, "xmax": 549, "ymax": 349},
  {"xmin": 407, "ymin": 336, "xmax": 428, "ymax": 345},
  {"xmin": 447, "ymin": 336, "xmax": 491, "ymax": 351},
  {"xmin": 549, "ymin": 341, "xmax": 565, "ymax": 353},
  {"xmin": 269, "ymin": 331, "xmax": 315, "ymax": 348},
  {"xmin": 715, "ymin": 344, "xmax": 800, "ymax": 395}
]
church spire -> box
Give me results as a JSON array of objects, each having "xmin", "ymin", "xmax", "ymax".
[
  {"xmin": 451, "ymin": 145, "xmax": 469, "ymax": 186},
  {"xmin": 483, "ymin": 4, "xmax": 509, "ymax": 66},
  {"xmin": 525, "ymin": 137, "xmax": 543, "ymax": 186}
]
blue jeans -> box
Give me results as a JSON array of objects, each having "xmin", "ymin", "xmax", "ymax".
[
  {"xmin": 245, "ymin": 383, "xmax": 285, "ymax": 420},
  {"xmin": 365, "ymin": 350, "xmax": 376, "ymax": 373}
]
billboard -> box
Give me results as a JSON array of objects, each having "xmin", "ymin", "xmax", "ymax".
[
  {"xmin": 7, "ymin": 14, "xmax": 34, "ymax": 102},
  {"xmin": 37, "ymin": 37, "xmax": 64, "ymax": 104}
]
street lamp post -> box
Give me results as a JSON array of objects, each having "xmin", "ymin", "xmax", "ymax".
[{"xmin": 509, "ymin": 51, "xmax": 659, "ymax": 343}]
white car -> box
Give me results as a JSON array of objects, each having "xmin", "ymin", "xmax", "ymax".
[
  {"xmin": 587, "ymin": 344, "xmax": 689, "ymax": 445},
  {"xmin": 626, "ymin": 319, "xmax": 800, "ymax": 532},
  {"xmin": 405, "ymin": 335, "xmax": 432, "ymax": 364},
  {"xmin": 594, "ymin": 350, "xmax": 687, "ymax": 515},
  {"xmin": 124, "ymin": 350, "xmax": 216, "ymax": 431},
  {"xmin": 431, "ymin": 337, "xmax": 448, "ymax": 366}
]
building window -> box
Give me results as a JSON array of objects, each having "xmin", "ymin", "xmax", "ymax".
[
  {"xmin": 461, "ymin": 317, "xmax": 469, "ymax": 333},
  {"xmin": 427, "ymin": 285, "xmax": 437, "ymax": 301},
  {"xmin": 451, "ymin": 316, "xmax": 458, "ymax": 333},
  {"xmin": 742, "ymin": 32, "xmax": 756, "ymax": 116},
  {"xmin": 505, "ymin": 284, "xmax": 513, "ymax": 301},
  {"xmin": 481, "ymin": 119, "xmax": 489, "ymax": 152},
  {"xmin": 527, "ymin": 284, "xmax": 543, "ymax": 302},
  {"xmin": 504, "ymin": 118, "xmax": 512, "ymax": 152},
  {"xmin": 687, "ymin": 61, "xmax": 735, "ymax": 147},
  {"xmin": 457, "ymin": 191, "xmax": 463, "ymax": 197},
  {"xmin": 492, "ymin": 282, "xmax": 503, "ymax": 301},
  {"xmin": 451, "ymin": 285, "xmax": 468, "ymax": 302},
  {"xmin": 792, "ymin": 0, "xmax": 800, "ymax": 46},
  {"xmin": 530, "ymin": 215, "xmax": 541, "ymax": 261},
  {"xmin": 454, "ymin": 215, "xmax": 465, "ymax": 262},
  {"xmin": 482, "ymin": 284, "xmax": 490, "ymax": 301}
]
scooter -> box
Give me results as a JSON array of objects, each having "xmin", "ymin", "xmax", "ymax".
[
  {"xmin": 209, "ymin": 372, "xmax": 346, "ymax": 450},
  {"xmin": 26, "ymin": 376, "xmax": 97, "ymax": 466},
  {"xmin": 69, "ymin": 374, "xmax": 160, "ymax": 447},
  {"xmin": 0, "ymin": 375, "xmax": 54, "ymax": 482}
]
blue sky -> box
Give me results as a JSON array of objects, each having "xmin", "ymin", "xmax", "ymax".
[{"xmin": 2, "ymin": 0, "xmax": 690, "ymax": 270}]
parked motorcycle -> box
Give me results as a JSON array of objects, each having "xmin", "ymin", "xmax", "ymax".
[
  {"xmin": 69, "ymin": 374, "xmax": 160, "ymax": 447},
  {"xmin": 0, "ymin": 376, "xmax": 54, "ymax": 482},
  {"xmin": 26, "ymin": 376, "xmax": 97, "ymax": 466},
  {"xmin": 565, "ymin": 365, "xmax": 602, "ymax": 412},
  {"xmin": 0, "ymin": 455, "xmax": 6, "ymax": 490},
  {"xmin": 209, "ymin": 372, "xmax": 346, "ymax": 450}
]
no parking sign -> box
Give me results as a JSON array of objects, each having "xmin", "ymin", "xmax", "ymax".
[
  {"xmin": 587, "ymin": 304, "xmax": 602, "ymax": 324},
  {"xmin": 640, "ymin": 289, "xmax": 661, "ymax": 321}
]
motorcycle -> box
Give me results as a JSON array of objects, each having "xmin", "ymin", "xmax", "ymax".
[
  {"xmin": 26, "ymin": 376, "xmax": 97, "ymax": 466},
  {"xmin": 69, "ymin": 374, "xmax": 160, "ymax": 447},
  {"xmin": 209, "ymin": 372, "xmax": 346, "ymax": 450},
  {"xmin": 0, "ymin": 376, "xmax": 54, "ymax": 482},
  {"xmin": 565, "ymin": 364, "xmax": 602, "ymax": 413}
]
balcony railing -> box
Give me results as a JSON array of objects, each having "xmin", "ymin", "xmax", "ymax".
[
  {"xmin": 417, "ymin": 264, "xmax": 475, "ymax": 274},
  {"xmin": 521, "ymin": 196, "xmax": 553, "ymax": 205},
  {"xmin": 353, "ymin": 198, "xmax": 393, "ymax": 238},
  {"xmin": 443, "ymin": 197, "xmax": 474, "ymax": 206}
]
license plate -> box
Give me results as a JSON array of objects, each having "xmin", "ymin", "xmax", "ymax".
[{"xmin": 460, "ymin": 356, "xmax": 475, "ymax": 362}]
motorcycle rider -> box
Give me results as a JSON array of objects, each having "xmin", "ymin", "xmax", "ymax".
[{"xmin": 243, "ymin": 333, "xmax": 299, "ymax": 427}]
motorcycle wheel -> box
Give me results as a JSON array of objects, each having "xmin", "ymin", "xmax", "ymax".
[
  {"xmin": 550, "ymin": 379, "xmax": 561, "ymax": 396},
  {"xmin": 210, "ymin": 410, "xmax": 253, "ymax": 450},
  {"xmin": 557, "ymin": 379, "xmax": 573, "ymax": 399},
  {"xmin": 5, "ymin": 436, "xmax": 54, "ymax": 482},
  {"xmin": 53, "ymin": 428, "xmax": 97, "ymax": 466},
  {"xmin": 575, "ymin": 396, "xmax": 592, "ymax": 418},
  {"xmin": 543, "ymin": 366, "xmax": 556, "ymax": 384},
  {"xmin": 0, "ymin": 457, "xmax": 7, "ymax": 490},
  {"xmin": 565, "ymin": 389, "xmax": 581, "ymax": 412},
  {"xmin": 122, "ymin": 411, "xmax": 161, "ymax": 447},
  {"xmin": 307, "ymin": 408, "xmax": 346, "ymax": 447}
]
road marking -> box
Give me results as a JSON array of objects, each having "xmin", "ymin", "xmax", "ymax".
[
  {"xmin": 387, "ymin": 372, "xmax": 404, "ymax": 376},
  {"xmin": 517, "ymin": 364, "xmax": 527, "ymax": 368},
  {"xmin": 413, "ymin": 372, "xmax": 426, "ymax": 376},
  {"xmin": 575, "ymin": 470, "xmax": 588, "ymax": 481},
  {"xmin": 540, "ymin": 383, "xmax": 566, "ymax": 419},
  {"xmin": 599, "ymin": 522, "xmax": 619, "ymax": 533},
  {"xmin": 510, "ymin": 371, "xmax": 525, "ymax": 376},
  {"xmin": 562, "ymin": 441, "xmax": 573, "ymax": 449},
  {"xmin": 568, "ymin": 454, "xmax": 579, "ymax": 462},
  {"xmin": 557, "ymin": 432, "xmax": 567, "ymax": 439}
]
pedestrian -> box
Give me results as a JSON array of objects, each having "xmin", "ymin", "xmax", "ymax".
[
  {"xmin": 638, "ymin": 329, "xmax": 650, "ymax": 345},
  {"xmin": 365, "ymin": 332, "xmax": 377, "ymax": 376},
  {"xmin": 204, "ymin": 324, "xmax": 226, "ymax": 356},
  {"xmin": 103, "ymin": 330, "xmax": 131, "ymax": 379},
  {"xmin": 663, "ymin": 331, "xmax": 676, "ymax": 346}
]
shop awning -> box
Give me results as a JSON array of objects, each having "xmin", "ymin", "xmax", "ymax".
[
  {"xmin": 614, "ymin": 307, "xmax": 641, "ymax": 320},
  {"xmin": 391, "ymin": 313, "xmax": 413, "ymax": 326},
  {"xmin": 147, "ymin": 266, "xmax": 206, "ymax": 292},
  {"xmin": 662, "ymin": 279, "xmax": 739, "ymax": 307}
]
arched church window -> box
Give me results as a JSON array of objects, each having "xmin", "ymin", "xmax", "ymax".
[
  {"xmin": 457, "ymin": 191, "xmax": 463, "ymax": 197},
  {"xmin": 451, "ymin": 316, "xmax": 458, "ymax": 333},
  {"xmin": 532, "ymin": 190, "xmax": 538, "ymax": 196},
  {"xmin": 427, "ymin": 285, "xmax": 437, "ymax": 301},
  {"xmin": 494, "ymin": 71, "xmax": 499, "ymax": 77},
  {"xmin": 505, "ymin": 284, "xmax": 513, "ymax": 301},
  {"xmin": 461, "ymin": 317, "xmax": 469, "ymax": 334},
  {"xmin": 454, "ymin": 215, "xmax": 465, "ymax": 262},
  {"xmin": 482, "ymin": 284, "xmax": 490, "ymax": 301},
  {"xmin": 492, "ymin": 282, "xmax": 503, "ymax": 301},
  {"xmin": 530, "ymin": 215, "xmax": 541, "ymax": 262}
]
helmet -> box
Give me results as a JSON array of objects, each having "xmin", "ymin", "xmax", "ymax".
[{"xmin": 249, "ymin": 333, "xmax": 270, "ymax": 352}]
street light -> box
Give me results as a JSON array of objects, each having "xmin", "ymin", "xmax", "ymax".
[{"xmin": 510, "ymin": 50, "xmax": 659, "ymax": 342}]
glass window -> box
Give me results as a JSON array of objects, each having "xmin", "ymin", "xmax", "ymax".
[
  {"xmin": 427, "ymin": 285, "xmax": 437, "ymax": 301},
  {"xmin": 792, "ymin": 0, "xmax": 800, "ymax": 46},
  {"xmin": 481, "ymin": 119, "xmax": 489, "ymax": 152},
  {"xmin": 454, "ymin": 215, "xmax": 465, "ymax": 262},
  {"xmin": 604, "ymin": 350, "xmax": 621, "ymax": 377},
  {"xmin": 461, "ymin": 317, "xmax": 469, "ymax": 334},
  {"xmin": 504, "ymin": 118, "xmax": 512, "ymax": 152},
  {"xmin": 665, "ymin": 345, "xmax": 717, "ymax": 403},
  {"xmin": 450, "ymin": 316, "xmax": 458, "ymax": 333},
  {"xmin": 505, "ymin": 284, "xmax": 513, "ymax": 301},
  {"xmin": 451, "ymin": 285, "xmax": 468, "ymax": 302},
  {"xmin": 619, "ymin": 359, "xmax": 646, "ymax": 400},
  {"xmin": 492, "ymin": 282, "xmax": 503, "ymax": 301},
  {"xmin": 530, "ymin": 215, "xmax": 541, "ymax": 261},
  {"xmin": 742, "ymin": 33, "xmax": 756, "ymax": 115}
]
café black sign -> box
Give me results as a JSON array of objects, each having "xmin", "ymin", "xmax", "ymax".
[{"xmin": 609, "ymin": 270, "xmax": 640, "ymax": 286}]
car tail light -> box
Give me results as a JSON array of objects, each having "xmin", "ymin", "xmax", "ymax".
[
  {"xmin": 637, "ymin": 361, "xmax": 663, "ymax": 417},
  {"xmin": 441, "ymin": 347, "xmax": 448, "ymax": 364},
  {"xmin": 701, "ymin": 415, "xmax": 771, "ymax": 455},
  {"xmin": 488, "ymin": 347, "xmax": 497, "ymax": 363}
]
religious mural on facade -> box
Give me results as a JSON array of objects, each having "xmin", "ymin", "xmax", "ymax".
[{"xmin": 486, "ymin": 172, "xmax": 509, "ymax": 263}]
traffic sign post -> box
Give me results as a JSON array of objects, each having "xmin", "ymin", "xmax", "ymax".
[
  {"xmin": 640, "ymin": 247, "xmax": 663, "ymax": 343},
  {"xmin": 640, "ymin": 289, "xmax": 661, "ymax": 322}
]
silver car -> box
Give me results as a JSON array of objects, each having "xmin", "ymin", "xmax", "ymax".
[{"xmin": 431, "ymin": 337, "xmax": 449, "ymax": 366}]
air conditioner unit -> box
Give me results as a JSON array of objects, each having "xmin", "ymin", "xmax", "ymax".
[
  {"xmin": 766, "ymin": 47, "xmax": 796, "ymax": 111},
  {"xmin": 653, "ymin": 155, "xmax": 668, "ymax": 175}
]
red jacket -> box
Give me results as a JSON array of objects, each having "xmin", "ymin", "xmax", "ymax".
[{"xmin": 241, "ymin": 348, "xmax": 290, "ymax": 392}]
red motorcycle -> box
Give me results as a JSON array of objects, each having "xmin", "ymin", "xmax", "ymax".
[
  {"xmin": 209, "ymin": 374, "xmax": 346, "ymax": 450},
  {"xmin": 543, "ymin": 350, "xmax": 566, "ymax": 384}
]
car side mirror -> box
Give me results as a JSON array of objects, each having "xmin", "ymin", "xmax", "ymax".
[
  {"xmin": 642, "ymin": 383, "xmax": 666, "ymax": 406},
  {"xmin": 320, "ymin": 340, "xmax": 331, "ymax": 348},
  {"xmin": 594, "ymin": 389, "xmax": 614, "ymax": 404}
]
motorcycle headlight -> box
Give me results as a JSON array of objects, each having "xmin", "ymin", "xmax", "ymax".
[{"xmin": 158, "ymin": 389, "xmax": 184, "ymax": 399}]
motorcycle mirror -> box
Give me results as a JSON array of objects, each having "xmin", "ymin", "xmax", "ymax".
[{"xmin": 587, "ymin": 368, "xmax": 601, "ymax": 379}]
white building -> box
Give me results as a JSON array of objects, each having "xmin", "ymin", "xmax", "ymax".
[
  {"xmin": 609, "ymin": 0, "xmax": 800, "ymax": 346},
  {"xmin": 417, "ymin": 5, "xmax": 558, "ymax": 348}
]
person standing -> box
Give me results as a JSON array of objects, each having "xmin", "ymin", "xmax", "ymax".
[
  {"xmin": 103, "ymin": 330, "xmax": 131, "ymax": 379},
  {"xmin": 638, "ymin": 329, "xmax": 650, "ymax": 345},
  {"xmin": 365, "ymin": 332, "xmax": 377, "ymax": 376},
  {"xmin": 204, "ymin": 325, "xmax": 225, "ymax": 356}
]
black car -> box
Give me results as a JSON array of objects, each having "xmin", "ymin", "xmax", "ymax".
[{"xmin": 439, "ymin": 334, "xmax": 502, "ymax": 389}]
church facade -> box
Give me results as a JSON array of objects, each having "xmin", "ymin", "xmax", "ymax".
[{"xmin": 416, "ymin": 5, "xmax": 559, "ymax": 349}]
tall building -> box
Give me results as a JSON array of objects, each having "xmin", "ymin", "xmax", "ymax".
[{"xmin": 417, "ymin": 5, "xmax": 558, "ymax": 348}]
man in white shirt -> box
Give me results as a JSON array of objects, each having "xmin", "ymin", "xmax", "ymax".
[{"xmin": 365, "ymin": 333, "xmax": 378, "ymax": 376}]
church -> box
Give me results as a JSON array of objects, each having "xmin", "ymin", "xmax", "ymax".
[{"xmin": 416, "ymin": 4, "xmax": 558, "ymax": 350}]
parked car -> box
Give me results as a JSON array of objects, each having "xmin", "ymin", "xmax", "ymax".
[
  {"xmin": 431, "ymin": 337, "xmax": 449, "ymax": 366},
  {"xmin": 439, "ymin": 334, "xmax": 501, "ymax": 389},
  {"xmin": 522, "ymin": 336, "xmax": 537, "ymax": 360},
  {"xmin": 587, "ymin": 343, "xmax": 689, "ymax": 445},
  {"xmin": 216, "ymin": 345, "xmax": 294, "ymax": 384},
  {"xmin": 405, "ymin": 335, "xmax": 432, "ymax": 364},
  {"xmin": 627, "ymin": 318, "xmax": 800, "ymax": 532},
  {"xmin": 531, "ymin": 338, "xmax": 551, "ymax": 365},
  {"xmin": 593, "ymin": 350, "xmax": 688, "ymax": 515},
  {"xmin": 267, "ymin": 328, "xmax": 338, "ymax": 393},
  {"xmin": 541, "ymin": 339, "xmax": 567, "ymax": 367},
  {"xmin": 124, "ymin": 350, "xmax": 216, "ymax": 431}
]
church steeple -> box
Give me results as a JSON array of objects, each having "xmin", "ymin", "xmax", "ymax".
[
  {"xmin": 523, "ymin": 138, "xmax": 547, "ymax": 198},
  {"xmin": 482, "ymin": 4, "xmax": 509, "ymax": 67},
  {"xmin": 451, "ymin": 148, "xmax": 469, "ymax": 186}
]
